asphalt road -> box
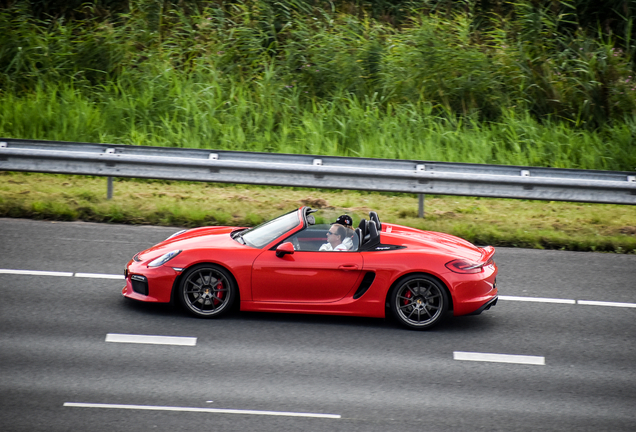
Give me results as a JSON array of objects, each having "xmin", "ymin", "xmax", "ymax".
[{"xmin": 1, "ymin": 218, "xmax": 635, "ymax": 431}]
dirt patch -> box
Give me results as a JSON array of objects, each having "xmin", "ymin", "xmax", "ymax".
[
  {"xmin": 229, "ymin": 194, "xmax": 256, "ymax": 202},
  {"xmin": 154, "ymin": 192, "xmax": 188, "ymax": 199},
  {"xmin": 619, "ymin": 226, "xmax": 636, "ymax": 235},
  {"xmin": 300, "ymin": 197, "xmax": 331, "ymax": 209},
  {"xmin": 433, "ymin": 210, "xmax": 457, "ymax": 218},
  {"xmin": 347, "ymin": 206, "xmax": 373, "ymax": 214}
]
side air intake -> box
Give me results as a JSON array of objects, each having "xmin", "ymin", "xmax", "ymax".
[{"xmin": 353, "ymin": 272, "xmax": 376, "ymax": 299}]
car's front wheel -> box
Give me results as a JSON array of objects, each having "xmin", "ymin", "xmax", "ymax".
[
  {"xmin": 179, "ymin": 265, "xmax": 235, "ymax": 318},
  {"xmin": 390, "ymin": 274, "xmax": 449, "ymax": 330}
]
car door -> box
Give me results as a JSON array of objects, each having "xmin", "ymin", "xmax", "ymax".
[{"xmin": 251, "ymin": 249, "xmax": 364, "ymax": 303}]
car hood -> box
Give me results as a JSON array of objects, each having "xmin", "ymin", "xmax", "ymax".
[
  {"xmin": 135, "ymin": 226, "xmax": 245, "ymax": 262},
  {"xmin": 383, "ymin": 223, "xmax": 489, "ymax": 261}
]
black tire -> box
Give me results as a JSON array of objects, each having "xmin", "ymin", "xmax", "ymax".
[
  {"xmin": 179, "ymin": 264, "xmax": 236, "ymax": 318},
  {"xmin": 390, "ymin": 274, "xmax": 449, "ymax": 330}
]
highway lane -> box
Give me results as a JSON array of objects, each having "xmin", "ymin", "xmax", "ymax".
[{"xmin": 1, "ymin": 218, "xmax": 635, "ymax": 431}]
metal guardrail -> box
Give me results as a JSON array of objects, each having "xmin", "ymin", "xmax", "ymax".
[{"xmin": 1, "ymin": 138, "xmax": 635, "ymax": 206}]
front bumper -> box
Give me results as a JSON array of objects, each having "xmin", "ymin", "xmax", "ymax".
[{"xmin": 122, "ymin": 259, "xmax": 181, "ymax": 303}]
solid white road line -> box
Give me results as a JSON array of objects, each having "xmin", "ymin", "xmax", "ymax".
[
  {"xmin": 63, "ymin": 402, "xmax": 341, "ymax": 419},
  {"xmin": 74, "ymin": 272, "xmax": 124, "ymax": 280},
  {"xmin": 577, "ymin": 300, "xmax": 636, "ymax": 308},
  {"xmin": 0, "ymin": 269, "xmax": 124, "ymax": 279},
  {"xmin": 3, "ymin": 268, "xmax": 635, "ymax": 310},
  {"xmin": 0, "ymin": 269, "xmax": 74, "ymax": 277},
  {"xmin": 453, "ymin": 351, "xmax": 545, "ymax": 365},
  {"xmin": 498, "ymin": 295, "xmax": 576, "ymax": 304},
  {"xmin": 105, "ymin": 333, "xmax": 197, "ymax": 346}
]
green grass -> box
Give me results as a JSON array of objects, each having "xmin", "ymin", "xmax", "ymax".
[{"xmin": 2, "ymin": 172, "xmax": 635, "ymax": 253}]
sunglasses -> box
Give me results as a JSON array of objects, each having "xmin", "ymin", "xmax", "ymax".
[{"xmin": 326, "ymin": 231, "xmax": 338, "ymax": 236}]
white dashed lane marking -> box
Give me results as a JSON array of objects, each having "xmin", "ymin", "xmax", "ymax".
[
  {"xmin": 105, "ymin": 333, "xmax": 197, "ymax": 346},
  {"xmin": 453, "ymin": 351, "xmax": 546, "ymax": 365},
  {"xmin": 63, "ymin": 402, "xmax": 342, "ymax": 419}
]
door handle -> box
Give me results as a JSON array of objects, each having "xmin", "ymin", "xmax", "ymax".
[{"xmin": 338, "ymin": 264, "xmax": 359, "ymax": 271}]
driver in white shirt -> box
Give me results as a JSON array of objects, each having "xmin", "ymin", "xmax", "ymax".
[
  {"xmin": 319, "ymin": 215, "xmax": 355, "ymax": 251},
  {"xmin": 320, "ymin": 223, "xmax": 349, "ymax": 251}
]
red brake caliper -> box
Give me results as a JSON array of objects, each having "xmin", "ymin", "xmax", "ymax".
[
  {"xmin": 404, "ymin": 290, "xmax": 412, "ymax": 306},
  {"xmin": 214, "ymin": 281, "xmax": 224, "ymax": 305}
]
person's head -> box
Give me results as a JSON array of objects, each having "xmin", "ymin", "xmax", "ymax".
[
  {"xmin": 327, "ymin": 223, "xmax": 347, "ymax": 247},
  {"xmin": 333, "ymin": 214, "xmax": 353, "ymax": 229}
]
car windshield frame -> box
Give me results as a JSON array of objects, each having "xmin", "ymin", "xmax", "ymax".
[{"xmin": 237, "ymin": 209, "xmax": 301, "ymax": 249}]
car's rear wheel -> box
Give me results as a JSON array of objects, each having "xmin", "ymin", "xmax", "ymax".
[
  {"xmin": 390, "ymin": 274, "xmax": 449, "ymax": 330},
  {"xmin": 179, "ymin": 265, "xmax": 235, "ymax": 318}
]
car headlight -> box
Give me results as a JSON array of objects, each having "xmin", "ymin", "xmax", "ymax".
[{"xmin": 148, "ymin": 250, "xmax": 181, "ymax": 267}]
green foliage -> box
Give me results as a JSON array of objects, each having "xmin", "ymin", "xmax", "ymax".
[
  {"xmin": 383, "ymin": 12, "xmax": 505, "ymax": 119},
  {"xmin": 0, "ymin": 0, "xmax": 635, "ymax": 169}
]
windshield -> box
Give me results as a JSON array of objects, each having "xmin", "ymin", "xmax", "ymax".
[{"xmin": 239, "ymin": 210, "xmax": 301, "ymax": 248}]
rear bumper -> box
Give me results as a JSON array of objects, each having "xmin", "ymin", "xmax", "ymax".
[
  {"xmin": 466, "ymin": 296, "xmax": 498, "ymax": 316},
  {"xmin": 447, "ymin": 263, "xmax": 498, "ymax": 316}
]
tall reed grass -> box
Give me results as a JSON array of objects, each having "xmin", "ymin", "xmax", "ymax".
[{"xmin": 0, "ymin": 1, "xmax": 634, "ymax": 170}]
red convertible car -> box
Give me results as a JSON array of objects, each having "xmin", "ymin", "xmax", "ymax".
[{"xmin": 123, "ymin": 207, "xmax": 498, "ymax": 329}]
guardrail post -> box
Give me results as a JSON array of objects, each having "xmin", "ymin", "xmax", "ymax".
[
  {"xmin": 107, "ymin": 177, "xmax": 113, "ymax": 200},
  {"xmin": 418, "ymin": 194, "xmax": 425, "ymax": 218}
]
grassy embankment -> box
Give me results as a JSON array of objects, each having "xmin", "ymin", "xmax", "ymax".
[
  {"xmin": 2, "ymin": 171, "xmax": 635, "ymax": 253},
  {"xmin": 0, "ymin": 1, "xmax": 634, "ymax": 251}
]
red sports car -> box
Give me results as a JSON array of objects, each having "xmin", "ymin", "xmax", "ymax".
[{"xmin": 123, "ymin": 207, "xmax": 498, "ymax": 329}]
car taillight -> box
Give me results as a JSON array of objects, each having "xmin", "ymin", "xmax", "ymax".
[{"xmin": 445, "ymin": 259, "xmax": 484, "ymax": 274}]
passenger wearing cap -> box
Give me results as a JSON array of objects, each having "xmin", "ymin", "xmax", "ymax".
[
  {"xmin": 319, "ymin": 215, "xmax": 354, "ymax": 251},
  {"xmin": 334, "ymin": 214, "xmax": 353, "ymax": 229}
]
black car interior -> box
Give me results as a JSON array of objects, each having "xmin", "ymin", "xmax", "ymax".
[{"xmin": 285, "ymin": 208, "xmax": 383, "ymax": 252}]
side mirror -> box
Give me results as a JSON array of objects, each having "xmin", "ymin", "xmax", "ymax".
[{"xmin": 275, "ymin": 242, "xmax": 295, "ymax": 258}]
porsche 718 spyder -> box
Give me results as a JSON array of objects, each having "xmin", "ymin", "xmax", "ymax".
[{"xmin": 123, "ymin": 207, "xmax": 498, "ymax": 329}]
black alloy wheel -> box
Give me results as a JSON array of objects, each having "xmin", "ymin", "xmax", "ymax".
[
  {"xmin": 390, "ymin": 274, "xmax": 449, "ymax": 330},
  {"xmin": 179, "ymin": 265, "xmax": 235, "ymax": 318}
]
